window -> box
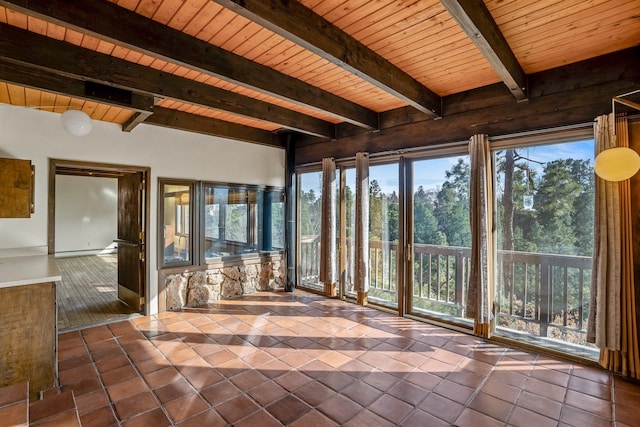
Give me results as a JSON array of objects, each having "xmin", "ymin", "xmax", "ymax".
[
  {"xmin": 493, "ymin": 137, "xmax": 596, "ymax": 357},
  {"xmin": 203, "ymin": 185, "xmax": 264, "ymax": 260},
  {"xmin": 160, "ymin": 179, "xmax": 284, "ymax": 268},
  {"xmin": 161, "ymin": 181, "xmax": 193, "ymax": 265}
]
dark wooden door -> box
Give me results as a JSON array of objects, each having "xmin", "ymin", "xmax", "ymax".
[{"xmin": 116, "ymin": 172, "xmax": 145, "ymax": 311}]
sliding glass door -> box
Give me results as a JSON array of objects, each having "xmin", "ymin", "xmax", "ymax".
[
  {"xmin": 366, "ymin": 163, "xmax": 400, "ymax": 309},
  {"xmin": 298, "ymin": 171, "xmax": 323, "ymax": 291},
  {"xmin": 407, "ymin": 155, "xmax": 471, "ymax": 325}
]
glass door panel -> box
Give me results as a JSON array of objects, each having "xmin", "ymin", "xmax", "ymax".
[
  {"xmin": 367, "ymin": 163, "xmax": 399, "ymax": 309},
  {"xmin": 493, "ymin": 139, "xmax": 596, "ymax": 357},
  {"xmin": 409, "ymin": 156, "xmax": 471, "ymax": 325},
  {"xmin": 341, "ymin": 168, "xmax": 357, "ymax": 299},
  {"xmin": 298, "ymin": 171, "xmax": 323, "ymax": 291}
]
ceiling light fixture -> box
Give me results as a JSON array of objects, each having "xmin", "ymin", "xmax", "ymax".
[
  {"xmin": 60, "ymin": 109, "xmax": 93, "ymax": 137},
  {"xmin": 593, "ymin": 89, "xmax": 640, "ymax": 182}
]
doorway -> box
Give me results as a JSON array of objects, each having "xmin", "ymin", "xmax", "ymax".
[{"xmin": 48, "ymin": 159, "xmax": 149, "ymax": 331}]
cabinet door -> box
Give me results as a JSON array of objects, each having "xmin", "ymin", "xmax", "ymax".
[{"xmin": 0, "ymin": 158, "xmax": 34, "ymax": 218}]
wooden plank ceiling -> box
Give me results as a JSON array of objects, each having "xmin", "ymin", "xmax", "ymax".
[{"xmin": 0, "ymin": 0, "xmax": 638, "ymax": 147}]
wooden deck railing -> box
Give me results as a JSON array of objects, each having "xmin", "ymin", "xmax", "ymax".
[{"xmin": 298, "ymin": 238, "xmax": 592, "ymax": 342}]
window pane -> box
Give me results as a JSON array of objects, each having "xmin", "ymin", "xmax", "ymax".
[
  {"xmin": 368, "ymin": 163, "xmax": 399, "ymax": 309},
  {"xmin": 494, "ymin": 139, "xmax": 596, "ymax": 358},
  {"xmin": 270, "ymin": 191, "xmax": 285, "ymax": 250},
  {"xmin": 343, "ymin": 168, "xmax": 356, "ymax": 299},
  {"xmin": 410, "ymin": 156, "xmax": 471, "ymax": 325},
  {"xmin": 298, "ymin": 171, "xmax": 322, "ymax": 291},
  {"xmin": 204, "ymin": 187, "xmax": 264, "ymax": 258},
  {"xmin": 162, "ymin": 183, "xmax": 190, "ymax": 264}
]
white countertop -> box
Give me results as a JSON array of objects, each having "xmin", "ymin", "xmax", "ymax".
[{"xmin": 0, "ymin": 255, "xmax": 62, "ymax": 288}]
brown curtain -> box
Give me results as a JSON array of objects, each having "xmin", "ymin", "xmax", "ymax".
[
  {"xmin": 354, "ymin": 152, "xmax": 369, "ymax": 304},
  {"xmin": 320, "ymin": 157, "xmax": 337, "ymax": 295},
  {"xmin": 597, "ymin": 115, "xmax": 640, "ymax": 378},
  {"xmin": 468, "ymin": 134, "xmax": 494, "ymax": 338},
  {"xmin": 588, "ymin": 114, "xmax": 621, "ymax": 350}
]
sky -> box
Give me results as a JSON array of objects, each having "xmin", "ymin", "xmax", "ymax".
[{"xmin": 299, "ymin": 139, "xmax": 595, "ymax": 195}]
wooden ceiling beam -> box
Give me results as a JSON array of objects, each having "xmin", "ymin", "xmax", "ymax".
[
  {"xmin": 0, "ymin": 23, "xmax": 334, "ymax": 139},
  {"xmin": 0, "ymin": 60, "xmax": 154, "ymax": 114},
  {"xmin": 440, "ymin": 0, "xmax": 527, "ymax": 101},
  {"xmin": 0, "ymin": 0, "xmax": 377, "ymax": 129},
  {"xmin": 212, "ymin": 0, "xmax": 441, "ymax": 118},
  {"xmin": 146, "ymin": 107, "xmax": 283, "ymax": 148},
  {"xmin": 295, "ymin": 47, "xmax": 640, "ymax": 163}
]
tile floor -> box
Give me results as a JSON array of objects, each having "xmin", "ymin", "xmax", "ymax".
[{"xmin": 56, "ymin": 289, "xmax": 640, "ymax": 426}]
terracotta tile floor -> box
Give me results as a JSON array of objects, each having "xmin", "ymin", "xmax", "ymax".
[{"xmin": 57, "ymin": 289, "xmax": 640, "ymax": 426}]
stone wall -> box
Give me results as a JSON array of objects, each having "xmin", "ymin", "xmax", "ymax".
[{"xmin": 164, "ymin": 258, "xmax": 285, "ymax": 310}]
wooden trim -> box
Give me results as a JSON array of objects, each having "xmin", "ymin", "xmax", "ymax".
[
  {"xmin": 122, "ymin": 111, "xmax": 153, "ymax": 132},
  {"xmin": 48, "ymin": 159, "xmax": 150, "ymax": 314},
  {"xmin": 213, "ymin": 0, "xmax": 441, "ymax": 117}
]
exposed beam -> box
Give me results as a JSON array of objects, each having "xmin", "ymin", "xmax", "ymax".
[
  {"xmin": 213, "ymin": 0, "xmax": 441, "ymax": 117},
  {"xmin": 0, "ymin": 23, "xmax": 334, "ymax": 139},
  {"xmin": 0, "ymin": 0, "xmax": 378, "ymax": 129},
  {"xmin": 146, "ymin": 107, "xmax": 282, "ymax": 148},
  {"xmin": 440, "ymin": 0, "xmax": 527, "ymax": 101},
  {"xmin": 122, "ymin": 111, "xmax": 153, "ymax": 132},
  {"xmin": 0, "ymin": 60, "xmax": 154, "ymax": 113},
  {"xmin": 296, "ymin": 47, "xmax": 640, "ymax": 163}
]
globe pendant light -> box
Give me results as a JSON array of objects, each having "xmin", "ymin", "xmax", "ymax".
[
  {"xmin": 594, "ymin": 146, "xmax": 640, "ymax": 182},
  {"xmin": 61, "ymin": 110, "xmax": 93, "ymax": 136}
]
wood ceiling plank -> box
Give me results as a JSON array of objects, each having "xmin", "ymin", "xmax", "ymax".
[
  {"xmin": 212, "ymin": 0, "xmax": 442, "ymax": 116},
  {"xmin": 26, "ymin": 15, "xmax": 45, "ymax": 34},
  {"xmin": 92, "ymin": 103, "xmax": 112, "ymax": 121},
  {"xmin": 0, "ymin": 82, "xmax": 11, "ymax": 103},
  {"xmin": 182, "ymin": 2, "xmax": 223, "ymax": 35},
  {"xmin": 221, "ymin": 20, "xmax": 265, "ymax": 53},
  {"xmin": 45, "ymin": 21, "xmax": 65, "ymax": 40},
  {"xmin": 151, "ymin": 0, "xmax": 182, "ymax": 25},
  {"xmin": 240, "ymin": 32, "xmax": 287, "ymax": 62},
  {"xmin": 24, "ymin": 86, "xmax": 39, "ymax": 106},
  {"xmin": 4, "ymin": 7, "xmax": 25, "ymax": 27},
  {"xmin": 356, "ymin": 4, "xmax": 447, "ymax": 46},
  {"xmin": 167, "ymin": 0, "xmax": 208, "ymax": 31},
  {"xmin": 135, "ymin": 0, "xmax": 162, "ymax": 17},
  {"xmin": 112, "ymin": 1, "xmax": 141, "ymax": 11},
  {"xmin": 6, "ymin": 81, "xmax": 24, "ymax": 104}
]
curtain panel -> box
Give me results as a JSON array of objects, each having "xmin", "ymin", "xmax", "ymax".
[
  {"xmin": 591, "ymin": 114, "xmax": 640, "ymax": 378},
  {"xmin": 354, "ymin": 152, "xmax": 369, "ymax": 305},
  {"xmin": 588, "ymin": 114, "xmax": 621, "ymax": 351},
  {"xmin": 468, "ymin": 134, "xmax": 494, "ymax": 337},
  {"xmin": 319, "ymin": 157, "xmax": 337, "ymax": 295}
]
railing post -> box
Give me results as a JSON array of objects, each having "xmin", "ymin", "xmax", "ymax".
[
  {"xmin": 539, "ymin": 261, "xmax": 551, "ymax": 337},
  {"xmin": 455, "ymin": 249, "xmax": 464, "ymax": 316}
]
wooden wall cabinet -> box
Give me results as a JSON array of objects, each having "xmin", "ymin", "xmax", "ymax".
[{"xmin": 0, "ymin": 158, "xmax": 35, "ymax": 218}]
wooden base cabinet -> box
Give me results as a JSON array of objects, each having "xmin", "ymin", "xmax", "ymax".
[{"xmin": 0, "ymin": 282, "xmax": 56, "ymax": 399}]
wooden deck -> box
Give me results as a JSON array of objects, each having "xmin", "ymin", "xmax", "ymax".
[{"xmin": 55, "ymin": 254, "xmax": 139, "ymax": 332}]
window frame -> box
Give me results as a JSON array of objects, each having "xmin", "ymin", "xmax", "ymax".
[{"xmin": 158, "ymin": 178, "xmax": 285, "ymax": 269}]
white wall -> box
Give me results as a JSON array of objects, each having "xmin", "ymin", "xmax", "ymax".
[
  {"xmin": 0, "ymin": 105, "xmax": 285, "ymax": 314},
  {"xmin": 55, "ymin": 175, "xmax": 118, "ymax": 254}
]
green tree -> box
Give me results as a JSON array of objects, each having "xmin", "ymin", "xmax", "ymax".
[{"xmin": 434, "ymin": 159, "xmax": 471, "ymax": 247}]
